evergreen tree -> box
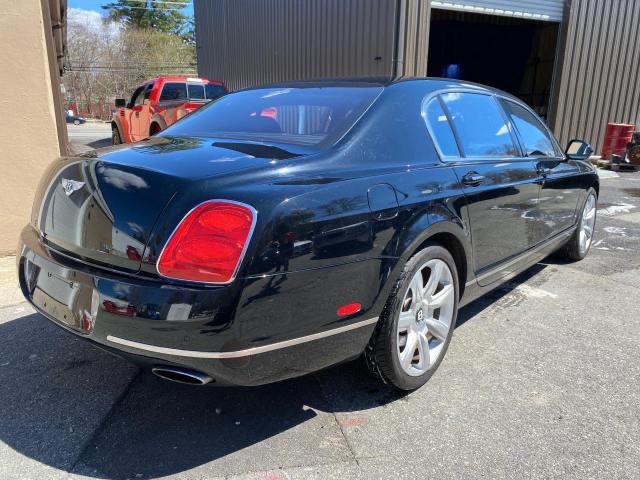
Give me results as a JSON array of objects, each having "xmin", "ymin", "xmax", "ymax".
[{"xmin": 102, "ymin": 0, "xmax": 191, "ymax": 37}]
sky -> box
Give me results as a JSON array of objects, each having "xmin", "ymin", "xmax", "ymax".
[{"xmin": 68, "ymin": 0, "xmax": 194, "ymax": 20}]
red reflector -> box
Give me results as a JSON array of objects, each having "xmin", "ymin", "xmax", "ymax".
[
  {"xmin": 157, "ymin": 201, "xmax": 255, "ymax": 283},
  {"xmin": 337, "ymin": 303, "xmax": 362, "ymax": 317}
]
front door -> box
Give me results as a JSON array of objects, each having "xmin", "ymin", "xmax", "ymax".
[
  {"xmin": 438, "ymin": 92, "xmax": 542, "ymax": 286},
  {"xmin": 499, "ymin": 98, "xmax": 582, "ymax": 239},
  {"xmin": 130, "ymin": 83, "xmax": 154, "ymax": 141}
]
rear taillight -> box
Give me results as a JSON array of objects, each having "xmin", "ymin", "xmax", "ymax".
[{"xmin": 157, "ymin": 200, "xmax": 256, "ymax": 284}]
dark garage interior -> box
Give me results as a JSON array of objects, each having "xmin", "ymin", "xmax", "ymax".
[{"xmin": 427, "ymin": 9, "xmax": 559, "ymax": 119}]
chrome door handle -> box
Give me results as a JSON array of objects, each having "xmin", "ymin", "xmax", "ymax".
[{"xmin": 462, "ymin": 172, "xmax": 484, "ymax": 187}]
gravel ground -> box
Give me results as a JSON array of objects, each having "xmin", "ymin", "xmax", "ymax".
[{"xmin": 0, "ymin": 170, "xmax": 638, "ymax": 479}]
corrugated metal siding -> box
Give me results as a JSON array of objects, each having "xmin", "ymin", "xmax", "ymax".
[
  {"xmin": 194, "ymin": 0, "xmax": 397, "ymax": 91},
  {"xmin": 431, "ymin": 0, "xmax": 565, "ymax": 22},
  {"xmin": 552, "ymin": 0, "xmax": 640, "ymax": 153},
  {"xmin": 396, "ymin": 0, "xmax": 431, "ymax": 77}
]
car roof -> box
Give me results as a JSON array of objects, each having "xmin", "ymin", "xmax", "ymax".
[
  {"xmin": 143, "ymin": 76, "xmax": 225, "ymax": 86},
  {"xmin": 245, "ymin": 76, "xmax": 520, "ymax": 101}
]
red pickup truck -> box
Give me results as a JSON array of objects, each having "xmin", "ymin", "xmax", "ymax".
[{"xmin": 111, "ymin": 76, "xmax": 227, "ymax": 144}]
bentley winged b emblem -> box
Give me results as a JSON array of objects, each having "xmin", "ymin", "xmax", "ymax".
[{"xmin": 61, "ymin": 178, "xmax": 85, "ymax": 196}]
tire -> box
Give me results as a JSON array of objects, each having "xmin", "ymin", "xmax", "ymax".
[
  {"xmin": 560, "ymin": 188, "xmax": 597, "ymax": 261},
  {"xmin": 73, "ymin": 119, "xmax": 80, "ymax": 125},
  {"xmin": 112, "ymin": 127, "xmax": 122, "ymax": 145},
  {"xmin": 365, "ymin": 243, "xmax": 459, "ymax": 390}
]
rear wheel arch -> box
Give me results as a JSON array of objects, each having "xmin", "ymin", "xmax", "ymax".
[
  {"xmin": 397, "ymin": 221, "xmax": 471, "ymax": 299},
  {"xmin": 415, "ymin": 232, "xmax": 468, "ymax": 299}
]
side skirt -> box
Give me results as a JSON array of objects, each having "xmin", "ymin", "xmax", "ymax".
[{"xmin": 459, "ymin": 226, "xmax": 574, "ymax": 308}]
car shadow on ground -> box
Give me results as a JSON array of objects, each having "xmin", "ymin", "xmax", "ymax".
[
  {"xmin": 0, "ymin": 262, "xmax": 549, "ymax": 479},
  {"xmin": 87, "ymin": 138, "xmax": 112, "ymax": 149}
]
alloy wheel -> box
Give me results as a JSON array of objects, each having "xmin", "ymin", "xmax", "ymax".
[
  {"xmin": 396, "ymin": 258, "xmax": 455, "ymax": 376},
  {"xmin": 579, "ymin": 194, "xmax": 596, "ymax": 254}
]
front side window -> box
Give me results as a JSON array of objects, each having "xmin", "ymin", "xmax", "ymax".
[
  {"xmin": 143, "ymin": 82, "xmax": 154, "ymax": 104},
  {"xmin": 129, "ymin": 86, "xmax": 144, "ymax": 108},
  {"xmin": 160, "ymin": 82, "xmax": 188, "ymax": 102},
  {"xmin": 500, "ymin": 99, "xmax": 557, "ymax": 157},
  {"xmin": 441, "ymin": 92, "xmax": 518, "ymax": 158},
  {"xmin": 162, "ymin": 86, "xmax": 383, "ymax": 147},
  {"xmin": 423, "ymin": 97, "xmax": 459, "ymax": 158}
]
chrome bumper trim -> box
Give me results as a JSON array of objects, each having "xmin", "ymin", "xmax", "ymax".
[{"xmin": 106, "ymin": 316, "xmax": 379, "ymax": 359}]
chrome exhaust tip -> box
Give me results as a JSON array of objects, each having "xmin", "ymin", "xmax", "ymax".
[{"xmin": 151, "ymin": 366, "xmax": 213, "ymax": 385}]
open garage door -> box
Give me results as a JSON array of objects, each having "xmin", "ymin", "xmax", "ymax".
[
  {"xmin": 431, "ymin": 0, "xmax": 564, "ymax": 22},
  {"xmin": 427, "ymin": 9, "xmax": 560, "ymax": 120}
]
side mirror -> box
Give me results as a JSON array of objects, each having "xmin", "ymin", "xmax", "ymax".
[
  {"xmin": 114, "ymin": 98, "xmax": 126, "ymax": 108},
  {"xmin": 565, "ymin": 139, "xmax": 594, "ymax": 160}
]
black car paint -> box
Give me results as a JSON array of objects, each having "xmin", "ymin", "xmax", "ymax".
[{"xmin": 18, "ymin": 78, "xmax": 598, "ymax": 386}]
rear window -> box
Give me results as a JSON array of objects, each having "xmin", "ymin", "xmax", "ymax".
[
  {"xmin": 160, "ymin": 82, "xmax": 187, "ymax": 101},
  {"xmin": 161, "ymin": 86, "xmax": 382, "ymax": 147}
]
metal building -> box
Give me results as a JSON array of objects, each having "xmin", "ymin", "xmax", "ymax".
[{"xmin": 194, "ymin": 0, "xmax": 640, "ymax": 152}]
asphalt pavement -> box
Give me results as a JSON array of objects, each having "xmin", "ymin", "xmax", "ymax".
[
  {"xmin": 1, "ymin": 150, "xmax": 639, "ymax": 478},
  {"xmin": 67, "ymin": 122, "xmax": 112, "ymax": 154}
]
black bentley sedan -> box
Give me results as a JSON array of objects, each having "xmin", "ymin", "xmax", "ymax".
[{"xmin": 18, "ymin": 78, "xmax": 598, "ymax": 390}]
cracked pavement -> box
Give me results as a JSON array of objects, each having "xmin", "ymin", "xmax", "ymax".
[{"xmin": 0, "ymin": 169, "xmax": 639, "ymax": 479}]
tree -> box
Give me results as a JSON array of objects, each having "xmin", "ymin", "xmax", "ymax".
[
  {"xmin": 64, "ymin": 14, "xmax": 196, "ymax": 119},
  {"xmin": 102, "ymin": 0, "xmax": 191, "ymax": 37}
]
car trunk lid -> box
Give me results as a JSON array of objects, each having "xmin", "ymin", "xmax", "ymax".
[{"xmin": 32, "ymin": 136, "xmax": 305, "ymax": 272}]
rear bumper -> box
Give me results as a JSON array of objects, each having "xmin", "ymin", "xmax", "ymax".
[{"xmin": 18, "ymin": 225, "xmax": 380, "ymax": 386}]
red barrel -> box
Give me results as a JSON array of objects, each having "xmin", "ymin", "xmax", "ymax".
[{"xmin": 601, "ymin": 123, "xmax": 635, "ymax": 159}]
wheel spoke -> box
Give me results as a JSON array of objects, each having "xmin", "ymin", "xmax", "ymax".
[
  {"xmin": 416, "ymin": 332, "xmax": 430, "ymax": 370},
  {"xmin": 398, "ymin": 310, "xmax": 414, "ymax": 331},
  {"xmin": 424, "ymin": 262, "xmax": 442, "ymax": 297},
  {"xmin": 400, "ymin": 332, "xmax": 418, "ymax": 370},
  {"xmin": 584, "ymin": 207, "xmax": 595, "ymax": 220},
  {"xmin": 424, "ymin": 317, "xmax": 449, "ymax": 341},
  {"xmin": 584, "ymin": 223, "xmax": 593, "ymax": 237},
  {"xmin": 411, "ymin": 274, "xmax": 424, "ymax": 304},
  {"xmin": 429, "ymin": 284, "xmax": 454, "ymax": 310}
]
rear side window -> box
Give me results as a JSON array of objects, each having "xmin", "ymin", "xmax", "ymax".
[
  {"xmin": 160, "ymin": 82, "xmax": 188, "ymax": 101},
  {"xmin": 423, "ymin": 98, "xmax": 459, "ymax": 158},
  {"xmin": 500, "ymin": 99, "xmax": 557, "ymax": 157},
  {"xmin": 187, "ymin": 83, "xmax": 205, "ymax": 100},
  {"xmin": 205, "ymin": 84, "xmax": 227, "ymax": 100},
  {"xmin": 441, "ymin": 92, "xmax": 518, "ymax": 158}
]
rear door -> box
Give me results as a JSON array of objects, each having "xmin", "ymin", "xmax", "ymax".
[
  {"xmin": 158, "ymin": 81, "xmax": 189, "ymax": 126},
  {"xmin": 435, "ymin": 92, "xmax": 542, "ymax": 285},
  {"xmin": 499, "ymin": 98, "xmax": 582, "ymax": 239}
]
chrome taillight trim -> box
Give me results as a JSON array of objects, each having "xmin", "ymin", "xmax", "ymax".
[{"xmin": 155, "ymin": 199, "xmax": 258, "ymax": 285}]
